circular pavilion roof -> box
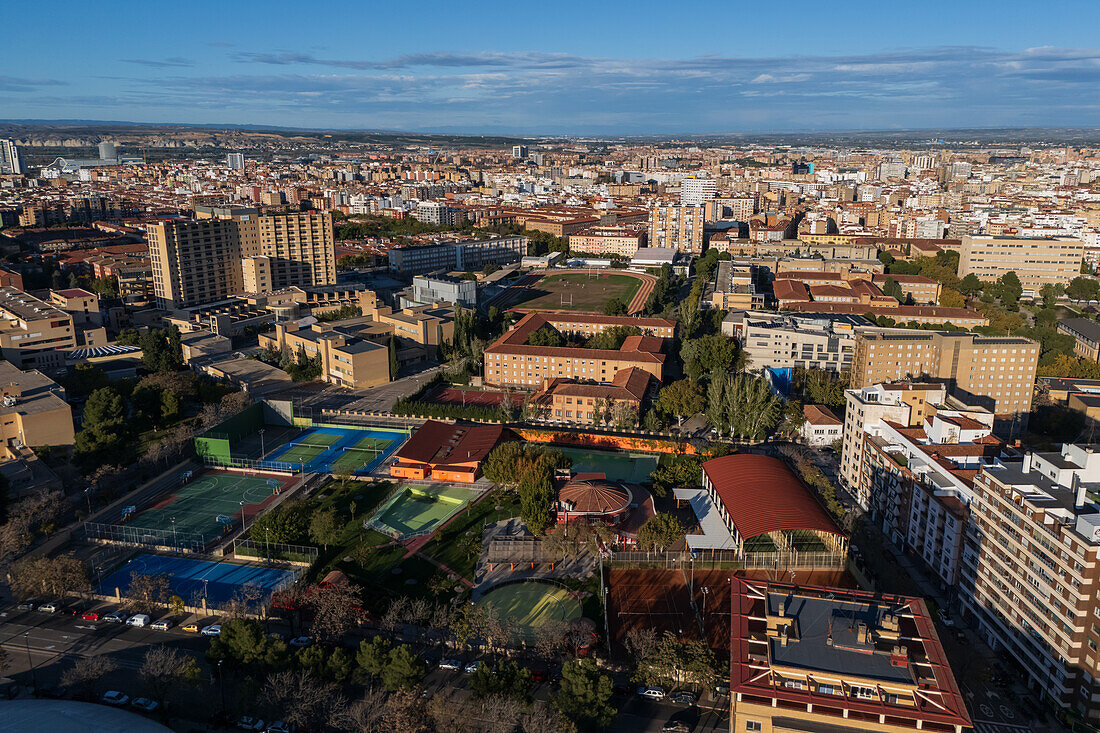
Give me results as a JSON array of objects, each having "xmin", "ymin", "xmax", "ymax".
[{"xmin": 559, "ymin": 478, "xmax": 631, "ymax": 514}]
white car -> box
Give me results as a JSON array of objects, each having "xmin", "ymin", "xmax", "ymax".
[
  {"xmin": 266, "ymin": 722, "xmax": 293, "ymax": 733},
  {"xmin": 38, "ymin": 602, "xmax": 59, "ymax": 613},
  {"xmin": 638, "ymin": 686, "xmax": 667, "ymax": 701},
  {"xmin": 201, "ymin": 623, "xmax": 222, "ymax": 637},
  {"xmin": 131, "ymin": 697, "xmax": 159, "ymax": 712},
  {"xmin": 464, "ymin": 661, "xmax": 483, "ymax": 674},
  {"xmin": 127, "ymin": 613, "xmax": 150, "ymax": 627},
  {"xmin": 102, "ymin": 690, "xmax": 129, "ymax": 706},
  {"xmin": 438, "ymin": 659, "xmax": 462, "ymax": 671},
  {"xmin": 236, "ymin": 716, "xmax": 265, "ymax": 731},
  {"xmin": 288, "ymin": 635, "xmax": 311, "ymax": 647},
  {"xmin": 150, "ymin": 619, "xmax": 173, "ymax": 631}
]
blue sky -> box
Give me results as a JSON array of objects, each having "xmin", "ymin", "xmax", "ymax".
[{"xmin": 2, "ymin": 0, "xmax": 1099, "ymax": 134}]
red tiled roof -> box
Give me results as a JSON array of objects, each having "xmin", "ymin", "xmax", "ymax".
[
  {"xmin": 394, "ymin": 420, "xmax": 507, "ymax": 468},
  {"xmin": 703, "ymin": 455, "xmax": 843, "ymax": 540},
  {"xmin": 803, "ymin": 404, "xmax": 841, "ymax": 426}
]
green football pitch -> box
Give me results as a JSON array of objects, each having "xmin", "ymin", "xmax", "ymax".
[
  {"xmin": 512, "ymin": 272, "xmax": 642, "ymax": 311},
  {"xmin": 367, "ymin": 485, "xmax": 480, "ymax": 539},
  {"xmin": 328, "ymin": 436, "xmax": 395, "ymax": 474},
  {"xmin": 478, "ymin": 582, "xmax": 583, "ymax": 638},
  {"xmin": 127, "ymin": 472, "xmax": 279, "ymax": 540}
]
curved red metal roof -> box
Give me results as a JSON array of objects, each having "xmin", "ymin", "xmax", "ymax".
[{"xmin": 702, "ymin": 454, "xmax": 843, "ymax": 540}]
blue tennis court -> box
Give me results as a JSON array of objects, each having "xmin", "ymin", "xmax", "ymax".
[
  {"xmin": 267, "ymin": 426, "xmax": 407, "ymax": 475},
  {"xmin": 97, "ymin": 553, "xmax": 298, "ymax": 606}
]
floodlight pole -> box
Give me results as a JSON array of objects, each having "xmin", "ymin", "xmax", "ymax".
[
  {"xmin": 24, "ymin": 630, "xmax": 36, "ymax": 692},
  {"xmin": 259, "ymin": 428, "xmax": 266, "ymax": 457}
]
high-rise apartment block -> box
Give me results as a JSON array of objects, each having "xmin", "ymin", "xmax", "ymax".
[
  {"xmin": 226, "ymin": 153, "xmax": 245, "ymax": 170},
  {"xmin": 851, "ymin": 329, "xmax": 1039, "ymax": 427},
  {"xmin": 150, "ymin": 210, "xmax": 335, "ymax": 308},
  {"xmin": 958, "ymin": 235, "xmax": 1085, "ymax": 296},
  {"xmin": 961, "ymin": 445, "xmax": 1100, "ymax": 724},
  {"xmin": 0, "ymin": 139, "xmax": 24, "ymax": 175},
  {"xmin": 387, "ymin": 236, "xmax": 527, "ymax": 275},
  {"xmin": 648, "ymin": 204, "xmax": 704, "ymax": 253},
  {"xmin": 679, "ymin": 176, "xmax": 717, "ymax": 206}
]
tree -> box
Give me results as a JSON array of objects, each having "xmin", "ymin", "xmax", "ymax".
[
  {"xmin": 261, "ymin": 669, "xmax": 346, "ymax": 730},
  {"xmin": 636, "ymin": 513, "xmax": 684, "ymax": 551},
  {"xmin": 388, "ymin": 336, "xmax": 399, "ymax": 380},
  {"xmin": 307, "ymin": 583, "xmax": 363, "ymax": 643},
  {"xmin": 160, "ymin": 389, "xmax": 181, "ymax": 424},
  {"xmin": 633, "ymin": 631, "xmax": 717, "ymax": 690},
  {"xmin": 1066, "ymin": 276, "xmax": 1100, "ymax": 302},
  {"xmin": 519, "ymin": 471, "xmax": 556, "ymax": 534},
  {"xmin": 207, "ymin": 617, "xmax": 267, "ymax": 666},
  {"xmin": 382, "ymin": 643, "xmax": 425, "ymax": 691},
  {"xmin": 528, "ymin": 325, "xmax": 565, "ymax": 347},
  {"xmin": 309, "ymin": 507, "xmax": 341, "ymax": 552},
  {"xmin": 139, "ymin": 645, "xmax": 200, "ymax": 705},
  {"xmin": 553, "ymin": 659, "xmax": 615, "ymax": 731},
  {"xmin": 357, "ymin": 636, "xmax": 392, "ymax": 683},
  {"xmin": 62, "ymin": 656, "xmax": 118, "ymax": 698},
  {"xmin": 586, "ymin": 325, "xmax": 641, "ymax": 350},
  {"xmin": 939, "ymin": 287, "xmax": 966, "ymax": 308},
  {"xmin": 10, "ymin": 554, "xmax": 91, "ymax": 599},
  {"xmin": 726, "ymin": 373, "xmax": 782, "ymax": 440},
  {"xmin": 602, "ymin": 297, "xmax": 627, "ymax": 316},
  {"xmin": 958, "ymin": 273, "xmax": 984, "ymax": 297},
  {"xmin": 997, "ymin": 271, "xmax": 1022, "ymax": 310},
  {"xmin": 655, "ymin": 379, "xmax": 705, "ymax": 425},
  {"xmin": 1040, "ymin": 283, "xmax": 1064, "ymax": 309},
  {"xmin": 125, "ymin": 572, "xmax": 172, "ymax": 611},
  {"xmin": 83, "ymin": 386, "xmax": 126, "ymax": 427}
]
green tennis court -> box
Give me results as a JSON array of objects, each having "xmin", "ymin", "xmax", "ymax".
[
  {"xmin": 367, "ymin": 485, "xmax": 480, "ymax": 539},
  {"xmin": 478, "ymin": 582, "xmax": 583, "ymax": 638},
  {"xmin": 329, "ymin": 436, "xmax": 396, "ymax": 474},
  {"xmin": 128, "ymin": 471, "xmax": 282, "ymax": 541},
  {"xmin": 557, "ymin": 447, "xmax": 658, "ymax": 483}
]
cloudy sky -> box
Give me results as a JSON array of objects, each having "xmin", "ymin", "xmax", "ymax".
[{"xmin": 3, "ymin": 0, "xmax": 1099, "ymax": 134}]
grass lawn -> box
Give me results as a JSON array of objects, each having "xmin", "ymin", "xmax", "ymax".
[
  {"xmin": 512, "ymin": 272, "xmax": 642, "ymax": 312},
  {"xmin": 418, "ymin": 490, "xmax": 522, "ymax": 581}
]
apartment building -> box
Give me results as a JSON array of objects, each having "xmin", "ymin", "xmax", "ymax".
[
  {"xmin": 709, "ymin": 261, "xmax": 765, "ymax": 310},
  {"xmin": 648, "ymin": 204, "xmax": 704, "ymax": 254},
  {"xmin": 259, "ymin": 321, "xmax": 390, "ymax": 389},
  {"xmin": 0, "ymin": 361, "xmax": 75, "ymax": 458},
  {"xmin": 483, "ymin": 312, "xmax": 673, "ymax": 388},
  {"xmin": 567, "ymin": 226, "xmax": 646, "ymax": 258},
  {"xmin": 679, "ymin": 176, "xmax": 717, "ymax": 206},
  {"xmin": 860, "ymin": 407, "xmax": 1000, "ymax": 587},
  {"xmin": 840, "ymin": 382, "xmax": 950, "ymax": 505},
  {"xmin": 251, "ymin": 211, "xmax": 336, "ymax": 289},
  {"xmin": 0, "ymin": 287, "xmax": 77, "ymax": 370},
  {"xmin": 851, "ymin": 329, "xmax": 1039, "ymax": 427},
  {"xmin": 148, "ymin": 218, "xmax": 244, "ymax": 309},
  {"xmin": 731, "ymin": 579, "xmax": 971, "ymax": 733},
  {"xmin": 724, "ymin": 310, "xmax": 863, "ymax": 374},
  {"xmin": 387, "ymin": 235, "xmax": 528, "ymax": 275},
  {"xmin": 961, "ymin": 445, "xmax": 1100, "ymax": 723},
  {"xmin": 959, "ymin": 235, "xmax": 1085, "ymax": 296},
  {"xmin": 870, "ymin": 274, "xmax": 942, "ymax": 305}
]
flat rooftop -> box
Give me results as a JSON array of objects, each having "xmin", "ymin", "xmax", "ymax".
[{"xmin": 766, "ymin": 591, "xmax": 913, "ymax": 685}]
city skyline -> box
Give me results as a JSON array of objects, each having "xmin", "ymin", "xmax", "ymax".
[{"xmin": 3, "ymin": 0, "xmax": 1100, "ymax": 134}]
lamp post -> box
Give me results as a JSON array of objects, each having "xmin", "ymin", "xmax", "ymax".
[
  {"xmin": 702, "ymin": 586, "xmax": 710, "ymax": 618},
  {"xmin": 171, "ymin": 517, "xmax": 177, "ymax": 551},
  {"xmin": 259, "ymin": 428, "xmax": 266, "ymax": 458},
  {"xmin": 239, "ymin": 500, "xmax": 246, "ymax": 532},
  {"xmin": 24, "ymin": 630, "xmax": 36, "ymax": 692},
  {"xmin": 217, "ymin": 659, "xmax": 226, "ymax": 716}
]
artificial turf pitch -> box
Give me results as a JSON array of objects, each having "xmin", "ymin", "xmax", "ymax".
[
  {"xmin": 368, "ymin": 485, "xmax": 479, "ymax": 539},
  {"xmin": 128, "ymin": 471, "xmax": 283, "ymax": 541},
  {"xmin": 512, "ymin": 272, "xmax": 642, "ymax": 312},
  {"xmin": 478, "ymin": 582, "xmax": 582, "ymax": 638},
  {"xmin": 328, "ymin": 436, "xmax": 395, "ymax": 473}
]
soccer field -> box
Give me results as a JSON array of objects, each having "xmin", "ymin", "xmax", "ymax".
[
  {"xmin": 127, "ymin": 471, "xmax": 285, "ymax": 543},
  {"xmin": 511, "ymin": 272, "xmax": 642, "ymax": 312},
  {"xmin": 478, "ymin": 582, "xmax": 582, "ymax": 638}
]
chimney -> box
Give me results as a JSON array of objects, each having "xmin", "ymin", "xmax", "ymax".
[
  {"xmin": 1022, "ymin": 451, "xmax": 1033, "ymax": 474},
  {"xmin": 1074, "ymin": 471, "xmax": 1087, "ymax": 508},
  {"xmin": 857, "ymin": 622, "xmax": 868, "ymax": 644},
  {"xmin": 778, "ymin": 601, "xmax": 785, "ymax": 617},
  {"xmin": 779, "ymin": 626, "xmax": 788, "ymax": 646}
]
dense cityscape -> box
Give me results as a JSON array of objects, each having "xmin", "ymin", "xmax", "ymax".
[{"xmin": 4, "ymin": 2, "xmax": 1100, "ymax": 732}]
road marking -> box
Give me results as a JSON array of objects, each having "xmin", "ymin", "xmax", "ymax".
[{"xmin": 972, "ymin": 721, "xmax": 1032, "ymax": 732}]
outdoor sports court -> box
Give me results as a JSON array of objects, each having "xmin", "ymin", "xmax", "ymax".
[
  {"xmin": 267, "ymin": 426, "xmax": 406, "ymax": 475},
  {"xmin": 558, "ymin": 447, "xmax": 658, "ymax": 484},
  {"xmin": 510, "ymin": 272, "xmax": 643, "ymax": 312},
  {"xmin": 607, "ymin": 568, "xmax": 699, "ymax": 648},
  {"xmin": 478, "ymin": 581, "xmax": 582, "ymax": 639},
  {"xmin": 97, "ymin": 553, "xmax": 297, "ymax": 606},
  {"xmin": 126, "ymin": 469, "xmax": 291, "ymax": 545},
  {"xmin": 366, "ymin": 485, "xmax": 481, "ymax": 539}
]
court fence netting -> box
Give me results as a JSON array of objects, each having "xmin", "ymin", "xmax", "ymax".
[
  {"xmin": 202, "ymin": 455, "xmax": 305, "ymax": 473},
  {"xmin": 83, "ymin": 521, "xmax": 210, "ymax": 554},
  {"xmin": 230, "ymin": 538, "xmax": 319, "ymax": 566}
]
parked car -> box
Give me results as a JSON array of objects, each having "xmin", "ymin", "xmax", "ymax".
[
  {"xmin": 236, "ymin": 716, "xmax": 265, "ymax": 731},
  {"xmin": 127, "ymin": 613, "xmax": 150, "ymax": 627},
  {"xmin": 638, "ymin": 686, "xmax": 667, "ymax": 701},
  {"xmin": 266, "ymin": 722, "xmax": 293, "ymax": 733},
  {"xmin": 151, "ymin": 619, "xmax": 173, "ymax": 631},
  {"xmin": 464, "ymin": 661, "xmax": 483, "ymax": 674},
  {"xmin": 662, "ymin": 709, "xmax": 700, "ymax": 732},
  {"xmin": 132, "ymin": 697, "xmax": 159, "ymax": 712},
  {"xmin": 713, "ymin": 683, "xmax": 730, "ymax": 697},
  {"xmin": 81, "ymin": 610, "xmax": 101, "ymax": 621},
  {"xmin": 104, "ymin": 610, "xmax": 128, "ymax": 624},
  {"xmin": 181, "ymin": 622, "xmax": 201, "ymax": 633},
  {"xmin": 102, "ymin": 690, "xmax": 129, "ymax": 706},
  {"xmin": 202, "ymin": 624, "xmax": 222, "ymax": 637},
  {"xmin": 438, "ymin": 659, "xmax": 462, "ymax": 671},
  {"xmin": 662, "ymin": 721, "xmax": 690, "ymax": 733},
  {"xmin": 37, "ymin": 602, "xmax": 59, "ymax": 613},
  {"xmin": 938, "ymin": 610, "xmax": 955, "ymax": 627},
  {"xmin": 288, "ymin": 636, "xmax": 311, "ymax": 648},
  {"xmin": 670, "ymin": 690, "xmax": 697, "ymax": 705}
]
